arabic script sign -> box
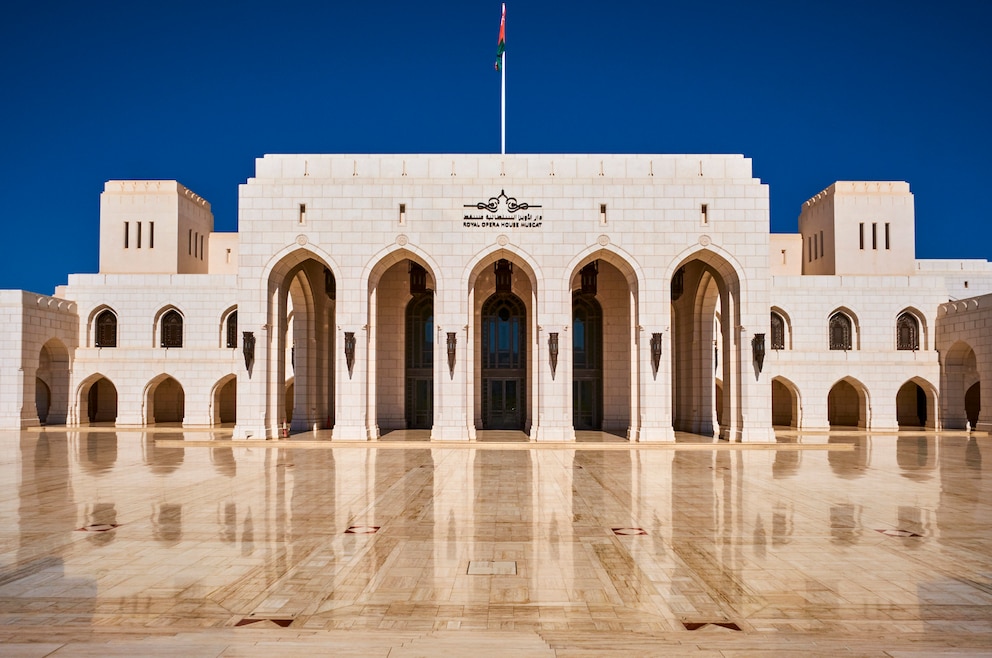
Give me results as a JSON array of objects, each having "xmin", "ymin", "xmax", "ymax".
[{"xmin": 463, "ymin": 190, "xmax": 543, "ymax": 228}]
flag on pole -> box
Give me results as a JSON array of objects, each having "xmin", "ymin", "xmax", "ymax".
[{"xmin": 495, "ymin": 3, "xmax": 505, "ymax": 71}]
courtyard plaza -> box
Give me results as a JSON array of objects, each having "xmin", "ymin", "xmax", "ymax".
[{"xmin": 0, "ymin": 427, "xmax": 989, "ymax": 656}]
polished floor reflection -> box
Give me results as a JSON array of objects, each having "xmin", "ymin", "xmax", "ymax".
[{"xmin": 1, "ymin": 429, "xmax": 990, "ymax": 655}]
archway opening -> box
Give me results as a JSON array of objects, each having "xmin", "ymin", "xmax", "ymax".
[
  {"xmin": 215, "ymin": 376, "xmax": 237, "ymax": 425},
  {"xmin": 35, "ymin": 379, "xmax": 51, "ymax": 424},
  {"xmin": 896, "ymin": 380, "xmax": 934, "ymax": 429},
  {"xmin": 149, "ymin": 376, "xmax": 185, "ymax": 425},
  {"xmin": 771, "ymin": 378, "xmax": 798, "ymax": 427},
  {"xmin": 966, "ymin": 382, "xmax": 981, "ymax": 428},
  {"xmin": 568, "ymin": 256, "xmax": 635, "ymax": 434},
  {"xmin": 943, "ymin": 341, "xmax": 978, "ymax": 430},
  {"xmin": 369, "ymin": 256, "xmax": 436, "ymax": 432},
  {"xmin": 80, "ymin": 376, "xmax": 118, "ymax": 424},
  {"xmin": 470, "ymin": 254, "xmax": 537, "ymax": 435},
  {"xmin": 37, "ymin": 339, "xmax": 70, "ymax": 425},
  {"xmin": 670, "ymin": 255, "xmax": 741, "ymax": 439},
  {"xmin": 269, "ymin": 256, "xmax": 336, "ymax": 433},
  {"xmin": 828, "ymin": 379, "xmax": 866, "ymax": 428}
]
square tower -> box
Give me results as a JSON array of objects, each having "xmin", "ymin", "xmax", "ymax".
[
  {"xmin": 798, "ymin": 181, "xmax": 915, "ymax": 275},
  {"xmin": 99, "ymin": 180, "xmax": 213, "ymax": 275}
]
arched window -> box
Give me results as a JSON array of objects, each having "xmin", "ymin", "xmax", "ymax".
[
  {"xmin": 896, "ymin": 312, "xmax": 920, "ymax": 351},
  {"xmin": 770, "ymin": 311, "xmax": 786, "ymax": 350},
  {"xmin": 829, "ymin": 312, "xmax": 852, "ymax": 351},
  {"xmin": 95, "ymin": 310, "xmax": 118, "ymax": 348},
  {"xmin": 226, "ymin": 311, "xmax": 238, "ymax": 349},
  {"xmin": 161, "ymin": 310, "xmax": 184, "ymax": 348}
]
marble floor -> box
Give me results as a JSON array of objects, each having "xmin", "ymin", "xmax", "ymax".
[{"xmin": 0, "ymin": 428, "xmax": 990, "ymax": 656}]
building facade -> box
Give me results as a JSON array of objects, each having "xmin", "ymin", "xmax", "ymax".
[{"xmin": 3, "ymin": 154, "xmax": 990, "ymax": 438}]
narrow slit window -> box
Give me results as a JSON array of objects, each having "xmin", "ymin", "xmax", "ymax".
[
  {"xmin": 200, "ymin": 235, "xmax": 204, "ymax": 260},
  {"xmin": 599, "ymin": 204, "xmax": 607, "ymax": 225},
  {"xmin": 149, "ymin": 222, "xmax": 154, "ymax": 248},
  {"xmin": 819, "ymin": 230, "xmax": 824, "ymax": 257},
  {"xmin": 781, "ymin": 249, "xmax": 786, "ymax": 265},
  {"xmin": 195, "ymin": 232, "xmax": 199, "ymax": 258},
  {"xmin": 399, "ymin": 203, "xmax": 406, "ymax": 225},
  {"xmin": 137, "ymin": 222, "xmax": 142, "ymax": 248},
  {"xmin": 188, "ymin": 229, "xmax": 192, "ymax": 255},
  {"xmin": 124, "ymin": 222, "xmax": 129, "ymax": 248},
  {"xmin": 701, "ymin": 203, "xmax": 708, "ymax": 225},
  {"xmin": 872, "ymin": 223, "xmax": 877, "ymax": 249},
  {"xmin": 885, "ymin": 223, "xmax": 890, "ymax": 249},
  {"xmin": 299, "ymin": 203, "xmax": 306, "ymax": 225},
  {"xmin": 813, "ymin": 234, "xmax": 818, "ymax": 260},
  {"xmin": 859, "ymin": 223, "xmax": 865, "ymax": 250},
  {"xmin": 226, "ymin": 248, "xmax": 232, "ymax": 264}
]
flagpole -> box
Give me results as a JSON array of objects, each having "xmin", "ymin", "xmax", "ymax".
[{"xmin": 501, "ymin": 50, "xmax": 506, "ymax": 155}]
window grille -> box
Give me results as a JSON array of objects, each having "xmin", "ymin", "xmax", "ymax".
[
  {"xmin": 829, "ymin": 313, "xmax": 852, "ymax": 351},
  {"xmin": 770, "ymin": 312, "xmax": 785, "ymax": 350},
  {"xmin": 896, "ymin": 312, "xmax": 919, "ymax": 351},
  {"xmin": 226, "ymin": 311, "xmax": 238, "ymax": 349},
  {"xmin": 95, "ymin": 310, "xmax": 117, "ymax": 348},
  {"xmin": 161, "ymin": 310, "xmax": 183, "ymax": 348}
]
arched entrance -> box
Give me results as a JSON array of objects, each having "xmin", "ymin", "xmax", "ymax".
[
  {"xmin": 481, "ymin": 291, "xmax": 527, "ymax": 430},
  {"xmin": 36, "ymin": 339, "xmax": 70, "ymax": 425},
  {"xmin": 405, "ymin": 292, "xmax": 434, "ymax": 429},
  {"xmin": 213, "ymin": 376, "xmax": 237, "ymax": 425},
  {"xmin": 942, "ymin": 341, "xmax": 978, "ymax": 430},
  {"xmin": 79, "ymin": 375, "xmax": 118, "ymax": 424},
  {"xmin": 771, "ymin": 377, "xmax": 800, "ymax": 428},
  {"xmin": 367, "ymin": 255, "xmax": 437, "ymax": 433},
  {"xmin": 572, "ymin": 292, "xmax": 602, "ymax": 430},
  {"xmin": 147, "ymin": 376, "xmax": 185, "ymax": 425},
  {"xmin": 828, "ymin": 378, "xmax": 869, "ymax": 428},
  {"xmin": 566, "ymin": 254, "xmax": 637, "ymax": 434},
  {"xmin": 896, "ymin": 379, "xmax": 937, "ymax": 429},
  {"xmin": 670, "ymin": 253, "xmax": 742, "ymax": 439},
  {"xmin": 266, "ymin": 253, "xmax": 337, "ymax": 434}
]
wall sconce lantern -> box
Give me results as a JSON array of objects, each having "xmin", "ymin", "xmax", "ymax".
[
  {"xmin": 650, "ymin": 332, "xmax": 663, "ymax": 380},
  {"xmin": 548, "ymin": 332, "xmax": 559, "ymax": 379},
  {"xmin": 446, "ymin": 332, "xmax": 457, "ymax": 379},
  {"xmin": 344, "ymin": 331, "xmax": 356, "ymax": 378},
  {"xmin": 242, "ymin": 331, "xmax": 255, "ymax": 377},
  {"xmin": 752, "ymin": 333, "xmax": 766, "ymax": 374}
]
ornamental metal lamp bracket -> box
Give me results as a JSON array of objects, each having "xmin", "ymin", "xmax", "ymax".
[
  {"xmin": 548, "ymin": 333, "xmax": 559, "ymax": 380},
  {"xmin": 752, "ymin": 333, "xmax": 766, "ymax": 374},
  {"xmin": 344, "ymin": 331, "xmax": 356, "ymax": 378},
  {"xmin": 242, "ymin": 331, "xmax": 255, "ymax": 377},
  {"xmin": 446, "ymin": 332, "xmax": 457, "ymax": 380},
  {"xmin": 650, "ymin": 333, "xmax": 663, "ymax": 380}
]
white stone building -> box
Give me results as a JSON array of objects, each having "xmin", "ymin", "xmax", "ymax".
[{"xmin": 2, "ymin": 154, "xmax": 989, "ymax": 438}]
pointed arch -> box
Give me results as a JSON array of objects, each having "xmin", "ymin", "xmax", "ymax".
[
  {"xmin": 896, "ymin": 307, "xmax": 926, "ymax": 351},
  {"xmin": 144, "ymin": 373, "xmax": 186, "ymax": 425},
  {"xmin": 771, "ymin": 376, "xmax": 802, "ymax": 428},
  {"xmin": 76, "ymin": 373, "xmax": 118, "ymax": 425},
  {"xmin": 828, "ymin": 376, "xmax": 870, "ymax": 428}
]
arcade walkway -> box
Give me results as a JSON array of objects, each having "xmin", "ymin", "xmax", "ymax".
[{"xmin": 0, "ymin": 428, "xmax": 990, "ymax": 655}]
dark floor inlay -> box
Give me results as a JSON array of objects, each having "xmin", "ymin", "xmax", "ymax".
[
  {"xmin": 76, "ymin": 524, "xmax": 119, "ymax": 532},
  {"xmin": 236, "ymin": 618, "xmax": 293, "ymax": 627},
  {"xmin": 345, "ymin": 525, "xmax": 380, "ymax": 534},
  {"xmin": 683, "ymin": 621, "xmax": 741, "ymax": 631},
  {"xmin": 876, "ymin": 528, "xmax": 922, "ymax": 538},
  {"xmin": 612, "ymin": 527, "xmax": 647, "ymax": 536}
]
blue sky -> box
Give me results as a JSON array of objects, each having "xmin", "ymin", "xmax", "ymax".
[{"xmin": 2, "ymin": 0, "xmax": 990, "ymax": 295}]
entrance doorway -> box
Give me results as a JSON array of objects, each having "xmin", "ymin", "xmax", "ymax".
[
  {"xmin": 481, "ymin": 293, "xmax": 526, "ymax": 430},
  {"xmin": 572, "ymin": 292, "xmax": 602, "ymax": 429},
  {"xmin": 405, "ymin": 293, "xmax": 434, "ymax": 429}
]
